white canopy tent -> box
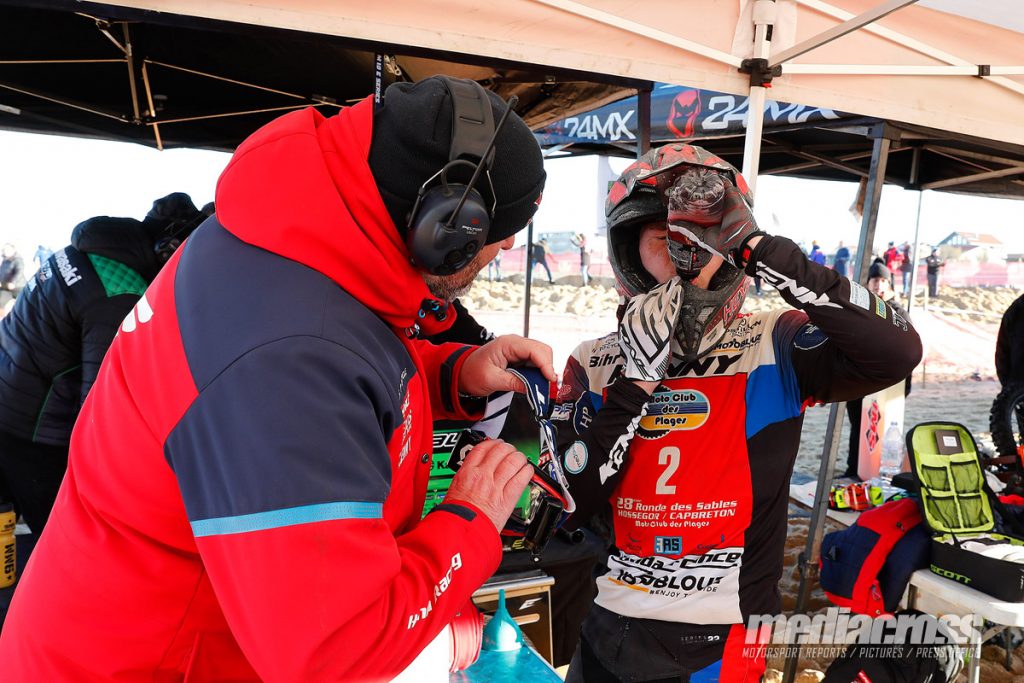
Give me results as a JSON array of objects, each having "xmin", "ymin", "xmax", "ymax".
[{"xmin": 94, "ymin": 0, "xmax": 1024, "ymax": 149}]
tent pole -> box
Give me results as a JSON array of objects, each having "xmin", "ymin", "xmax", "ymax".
[
  {"xmin": 783, "ymin": 128, "xmax": 892, "ymax": 683},
  {"xmin": 741, "ymin": 7, "xmax": 773, "ymax": 197},
  {"xmin": 782, "ymin": 402, "xmax": 846, "ymax": 683},
  {"xmin": 854, "ymin": 130, "xmax": 893, "ymax": 283},
  {"xmin": 908, "ymin": 192, "xmax": 923, "ymax": 312},
  {"xmin": 907, "ymin": 147, "xmax": 923, "ymax": 313},
  {"xmin": 121, "ymin": 23, "xmax": 142, "ymax": 124},
  {"xmin": 140, "ymin": 61, "xmax": 163, "ymax": 150},
  {"xmin": 524, "ymin": 219, "xmax": 534, "ymax": 337},
  {"xmin": 637, "ymin": 85, "xmax": 651, "ymax": 157}
]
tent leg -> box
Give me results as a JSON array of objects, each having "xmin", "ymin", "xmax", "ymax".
[
  {"xmin": 907, "ymin": 147, "xmax": 923, "ymax": 312},
  {"xmin": 908, "ymin": 192, "xmax": 924, "ymax": 312},
  {"xmin": 637, "ymin": 85, "xmax": 651, "ymax": 157},
  {"xmin": 524, "ymin": 219, "xmax": 534, "ymax": 337},
  {"xmin": 782, "ymin": 402, "xmax": 846, "ymax": 683},
  {"xmin": 741, "ymin": 18, "xmax": 772, "ymax": 197},
  {"xmin": 854, "ymin": 128, "xmax": 894, "ymax": 283},
  {"xmin": 783, "ymin": 127, "xmax": 892, "ymax": 683}
]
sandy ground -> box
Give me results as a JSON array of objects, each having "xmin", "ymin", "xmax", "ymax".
[{"xmin": 464, "ymin": 278, "xmax": 1017, "ymax": 680}]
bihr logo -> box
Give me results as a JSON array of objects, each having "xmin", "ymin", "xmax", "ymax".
[{"xmin": 639, "ymin": 388, "xmax": 710, "ymax": 438}]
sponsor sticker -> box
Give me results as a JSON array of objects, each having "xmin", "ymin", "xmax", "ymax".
[
  {"xmin": 564, "ymin": 441, "xmax": 588, "ymax": 474},
  {"xmin": 639, "ymin": 388, "xmax": 711, "ymax": 438},
  {"xmin": 793, "ymin": 324, "xmax": 828, "ymax": 351},
  {"xmin": 874, "ymin": 295, "xmax": 887, "ymax": 319},
  {"xmin": 849, "ymin": 282, "xmax": 870, "ymax": 310},
  {"xmin": 654, "ymin": 536, "xmax": 683, "ymax": 555}
]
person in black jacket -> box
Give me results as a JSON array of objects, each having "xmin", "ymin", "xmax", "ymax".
[
  {"xmin": 996, "ymin": 292, "xmax": 1024, "ymax": 387},
  {"xmin": 0, "ymin": 193, "xmax": 208, "ymax": 535}
]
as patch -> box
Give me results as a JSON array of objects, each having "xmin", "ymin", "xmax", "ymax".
[
  {"xmin": 794, "ymin": 323, "xmax": 828, "ymax": 350},
  {"xmin": 849, "ymin": 282, "xmax": 870, "ymax": 310},
  {"xmin": 564, "ymin": 441, "xmax": 588, "ymax": 474}
]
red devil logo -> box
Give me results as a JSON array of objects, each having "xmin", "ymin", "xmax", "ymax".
[{"xmin": 667, "ymin": 89, "xmax": 701, "ymax": 139}]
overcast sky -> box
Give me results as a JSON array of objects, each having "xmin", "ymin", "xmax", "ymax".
[{"xmin": 2, "ymin": 128, "xmax": 1021, "ymax": 267}]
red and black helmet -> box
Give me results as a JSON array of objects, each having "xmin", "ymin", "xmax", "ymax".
[{"xmin": 605, "ymin": 144, "xmax": 751, "ymax": 298}]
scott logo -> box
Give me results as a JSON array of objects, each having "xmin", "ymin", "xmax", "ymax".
[{"xmin": 931, "ymin": 565, "xmax": 971, "ymax": 585}]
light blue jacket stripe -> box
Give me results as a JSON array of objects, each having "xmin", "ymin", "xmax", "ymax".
[{"xmin": 191, "ymin": 501, "xmax": 383, "ymax": 537}]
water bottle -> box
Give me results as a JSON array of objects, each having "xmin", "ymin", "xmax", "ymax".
[
  {"xmin": 880, "ymin": 421, "xmax": 904, "ymax": 481},
  {"xmin": 0, "ymin": 502, "xmax": 15, "ymax": 588}
]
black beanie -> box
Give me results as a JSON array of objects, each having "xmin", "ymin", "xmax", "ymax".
[
  {"xmin": 143, "ymin": 192, "xmax": 201, "ymax": 239},
  {"xmin": 868, "ymin": 262, "xmax": 891, "ymax": 281},
  {"xmin": 368, "ymin": 77, "xmax": 546, "ymax": 244}
]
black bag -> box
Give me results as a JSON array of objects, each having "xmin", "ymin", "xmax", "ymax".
[
  {"xmin": 907, "ymin": 421, "xmax": 1024, "ymax": 601},
  {"xmin": 823, "ymin": 611, "xmax": 962, "ymax": 683}
]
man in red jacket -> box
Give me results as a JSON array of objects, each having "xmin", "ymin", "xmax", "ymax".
[{"xmin": 0, "ymin": 76, "xmax": 551, "ymax": 681}]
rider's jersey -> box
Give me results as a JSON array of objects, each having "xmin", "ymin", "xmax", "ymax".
[{"xmin": 554, "ymin": 235, "xmax": 922, "ymax": 626}]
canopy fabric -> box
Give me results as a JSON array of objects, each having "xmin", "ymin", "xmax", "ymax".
[
  {"xmin": 0, "ymin": 2, "xmax": 641, "ymax": 150},
  {"xmin": 74, "ymin": 0, "xmax": 1024, "ymax": 149}
]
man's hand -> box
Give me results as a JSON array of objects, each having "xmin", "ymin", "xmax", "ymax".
[
  {"xmin": 458, "ymin": 335, "xmax": 556, "ymax": 395},
  {"xmin": 618, "ymin": 277, "xmax": 683, "ymax": 381},
  {"xmin": 445, "ymin": 439, "xmax": 533, "ymax": 532},
  {"xmin": 668, "ymin": 181, "xmax": 759, "ymax": 267}
]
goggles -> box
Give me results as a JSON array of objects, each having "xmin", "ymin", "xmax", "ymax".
[
  {"xmin": 829, "ymin": 482, "xmax": 884, "ymax": 511},
  {"xmin": 445, "ymin": 367, "xmax": 574, "ymax": 555}
]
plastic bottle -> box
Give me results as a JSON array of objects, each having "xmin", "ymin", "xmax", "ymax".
[
  {"xmin": 880, "ymin": 421, "xmax": 904, "ymax": 481},
  {"xmin": 481, "ymin": 589, "xmax": 525, "ymax": 652},
  {"xmin": 1, "ymin": 502, "xmax": 15, "ymax": 589}
]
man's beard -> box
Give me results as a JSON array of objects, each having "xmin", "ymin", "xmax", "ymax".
[{"xmin": 423, "ymin": 249, "xmax": 490, "ymax": 301}]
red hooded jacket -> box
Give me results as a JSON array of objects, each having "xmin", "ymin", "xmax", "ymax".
[{"xmin": 0, "ymin": 98, "xmax": 501, "ymax": 681}]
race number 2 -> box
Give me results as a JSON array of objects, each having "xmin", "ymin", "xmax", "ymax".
[{"xmin": 656, "ymin": 446, "xmax": 680, "ymax": 495}]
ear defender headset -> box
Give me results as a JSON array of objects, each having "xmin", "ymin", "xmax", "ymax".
[
  {"xmin": 405, "ymin": 77, "xmax": 519, "ymax": 276},
  {"xmin": 153, "ymin": 211, "xmax": 207, "ymax": 263}
]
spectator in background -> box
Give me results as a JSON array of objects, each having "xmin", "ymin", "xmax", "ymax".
[
  {"xmin": 0, "ymin": 243, "xmax": 26, "ymax": 308},
  {"xmin": 844, "ymin": 261, "xmax": 913, "ymax": 478},
  {"xmin": 884, "ymin": 241, "xmax": 903, "ymax": 291},
  {"xmin": 809, "ymin": 241, "xmax": 826, "ymax": 266},
  {"xmin": 32, "ymin": 244, "xmax": 53, "ymax": 270},
  {"xmin": 833, "ymin": 240, "xmax": 850, "ymax": 278},
  {"xmin": 0, "ymin": 193, "xmax": 207, "ymax": 536},
  {"xmin": 487, "ymin": 250, "xmax": 502, "ymax": 282},
  {"xmin": 571, "ymin": 233, "xmax": 591, "ymax": 286},
  {"xmin": 926, "ymin": 247, "xmax": 944, "ymax": 297},
  {"xmin": 531, "ymin": 237, "xmax": 554, "ymax": 284},
  {"xmin": 900, "ymin": 241, "xmax": 914, "ymax": 297}
]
